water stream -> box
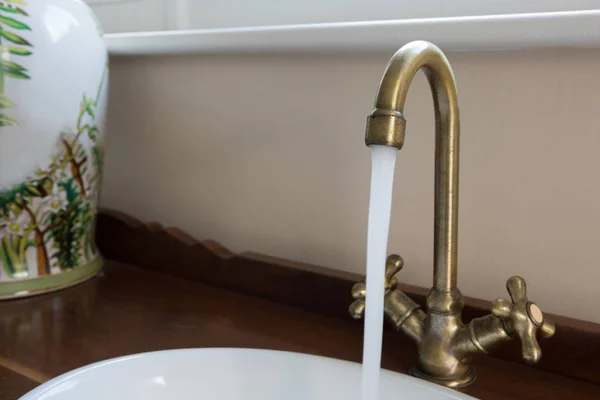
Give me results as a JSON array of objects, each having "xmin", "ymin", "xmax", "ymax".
[{"xmin": 361, "ymin": 145, "xmax": 397, "ymax": 400}]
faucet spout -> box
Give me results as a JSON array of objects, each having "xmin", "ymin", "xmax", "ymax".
[
  {"xmin": 351, "ymin": 41, "xmax": 555, "ymax": 388},
  {"xmin": 365, "ymin": 41, "xmax": 460, "ymax": 313}
]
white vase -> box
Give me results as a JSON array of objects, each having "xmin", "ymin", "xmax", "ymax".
[{"xmin": 0, "ymin": 0, "xmax": 108, "ymax": 297}]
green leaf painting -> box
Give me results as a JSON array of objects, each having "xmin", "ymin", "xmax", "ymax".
[
  {"xmin": 0, "ymin": 94, "xmax": 14, "ymax": 108},
  {"xmin": 3, "ymin": 68, "xmax": 29, "ymax": 79},
  {"xmin": 0, "ymin": 0, "xmax": 32, "ymax": 126},
  {"xmin": 0, "ymin": 112, "xmax": 16, "ymax": 126},
  {"xmin": 0, "ymin": 29, "xmax": 31, "ymax": 46},
  {"xmin": 0, "ymin": 134, "xmax": 96, "ymax": 277},
  {"xmin": 0, "ymin": 15, "xmax": 30, "ymax": 30},
  {"xmin": 0, "ymin": 229, "xmax": 35, "ymax": 277},
  {"xmin": 1, "ymin": 58, "xmax": 26, "ymax": 71},
  {"xmin": 0, "ymin": 6, "xmax": 28, "ymax": 16},
  {"xmin": 48, "ymin": 178, "xmax": 89, "ymax": 268},
  {"xmin": 0, "ymin": 64, "xmax": 108, "ymax": 278},
  {"xmin": 0, "ymin": 44, "xmax": 29, "ymax": 55}
]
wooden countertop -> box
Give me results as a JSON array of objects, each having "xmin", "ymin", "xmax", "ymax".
[
  {"xmin": 0, "ymin": 366, "xmax": 38, "ymax": 399},
  {"xmin": 1, "ymin": 261, "xmax": 598, "ymax": 399}
]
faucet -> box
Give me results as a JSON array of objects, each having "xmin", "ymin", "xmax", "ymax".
[{"xmin": 349, "ymin": 41, "xmax": 555, "ymax": 388}]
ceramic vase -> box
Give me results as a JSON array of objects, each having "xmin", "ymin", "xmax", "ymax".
[{"xmin": 0, "ymin": 0, "xmax": 108, "ymax": 298}]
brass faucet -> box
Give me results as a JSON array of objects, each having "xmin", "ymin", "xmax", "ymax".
[{"xmin": 349, "ymin": 41, "xmax": 555, "ymax": 388}]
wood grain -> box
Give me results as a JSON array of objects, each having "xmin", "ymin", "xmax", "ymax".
[
  {"xmin": 0, "ymin": 357, "xmax": 49, "ymax": 384},
  {"xmin": 0, "ymin": 365, "xmax": 39, "ymax": 400},
  {"xmin": 96, "ymin": 208, "xmax": 600, "ymax": 386},
  {"xmin": 1, "ymin": 262, "xmax": 599, "ymax": 400}
]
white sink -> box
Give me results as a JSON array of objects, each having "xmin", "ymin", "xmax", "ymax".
[{"xmin": 21, "ymin": 348, "xmax": 476, "ymax": 400}]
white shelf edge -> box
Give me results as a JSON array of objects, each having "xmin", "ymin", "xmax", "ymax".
[{"xmin": 105, "ymin": 10, "xmax": 600, "ymax": 55}]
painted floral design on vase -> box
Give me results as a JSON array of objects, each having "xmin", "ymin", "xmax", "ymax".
[{"xmin": 0, "ymin": 0, "xmax": 108, "ymax": 298}]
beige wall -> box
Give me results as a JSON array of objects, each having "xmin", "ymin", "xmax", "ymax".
[{"xmin": 102, "ymin": 49, "xmax": 600, "ymax": 323}]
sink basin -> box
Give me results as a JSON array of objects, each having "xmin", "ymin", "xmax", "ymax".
[{"xmin": 21, "ymin": 348, "xmax": 476, "ymax": 400}]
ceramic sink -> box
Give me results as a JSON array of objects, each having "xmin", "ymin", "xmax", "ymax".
[{"xmin": 21, "ymin": 348, "xmax": 476, "ymax": 400}]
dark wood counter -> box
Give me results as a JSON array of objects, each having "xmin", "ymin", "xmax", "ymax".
[
  {"xmin": 0, "ymin": 365, "xmax": 38, "ymax": 399},
  {"xmin": 1, "ymin": 261, "xmax": 598, "ymax": 399}
]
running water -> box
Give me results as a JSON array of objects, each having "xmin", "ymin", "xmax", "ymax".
[{"xmin": 361, "ymin": 145, "xmax": 397, "ymax": 400}]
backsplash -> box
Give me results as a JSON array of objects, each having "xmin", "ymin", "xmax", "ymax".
[{"xmin": 101, "ymin": 49, "xmax": 600, "ymax": 323}]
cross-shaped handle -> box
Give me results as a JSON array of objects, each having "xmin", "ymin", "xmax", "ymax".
[
  {"xmin": 348, "ymin": 254, "xmax": 403, "ymax": 319},
  {"xmin": 491, "ymin": 276, "xmax": 556, "ymax": 364}
]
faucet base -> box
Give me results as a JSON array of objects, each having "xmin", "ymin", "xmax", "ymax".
[{"xmin": 409, "ymin": 365, "xmax": 476, "ymax": 388}]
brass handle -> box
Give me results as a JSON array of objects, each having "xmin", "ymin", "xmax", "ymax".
[
  {"xmin": 348, "ymin": 254, "xmax": 404, "ymax": 319},
  {"xmin": 491, "ymin": 276, "xmax": 556, "ymax": 364}
]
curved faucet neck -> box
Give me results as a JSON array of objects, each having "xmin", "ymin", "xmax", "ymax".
[{"xmin": 365, "ymin": 41, "xmax": 461, "ymax": 314}]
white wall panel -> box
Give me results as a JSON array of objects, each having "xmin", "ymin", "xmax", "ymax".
[{"xmin": 85, "ymin": 0, "xmax": 168, "ymax": 33}]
